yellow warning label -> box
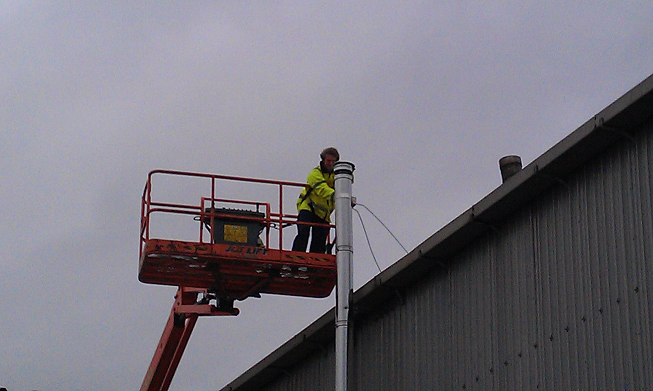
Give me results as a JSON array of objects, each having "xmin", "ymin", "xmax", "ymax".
[{"xmin": 224, "ymin": 224, "xmax": 248, "ymax": 243}]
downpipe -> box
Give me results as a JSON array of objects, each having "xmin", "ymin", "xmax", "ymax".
[{"xmin": 334, "ymin": 161, "xmax": 355, "ymax": 391}]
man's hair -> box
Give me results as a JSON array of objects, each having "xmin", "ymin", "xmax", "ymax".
[{"xmin": 320, "ymin": 147, "xmax": 340, "ymax": 161}]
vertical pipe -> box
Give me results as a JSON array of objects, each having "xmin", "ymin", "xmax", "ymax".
[{"xmin": 334, "ymin": 161, "xmax": 355, "ymax": 391}]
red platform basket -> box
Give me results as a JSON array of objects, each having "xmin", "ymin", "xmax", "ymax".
[{"xmin": 139, "ymin": 170, "xmax": 337, "ymax": 303}]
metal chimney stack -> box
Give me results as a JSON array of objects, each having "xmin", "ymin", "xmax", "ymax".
[
  {"xmin": 499, "ymin": 155, "xmax": 522, "ymax": 183},
  {"xmin": 334, "ymin": 161, "xmax": 355, "ymax": 391}
]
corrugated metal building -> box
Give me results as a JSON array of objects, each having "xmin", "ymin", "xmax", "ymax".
[{"xmin": 220, "ymin": 74, "xmax": 653, "ymax": 391}]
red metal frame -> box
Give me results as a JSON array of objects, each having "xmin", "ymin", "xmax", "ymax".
[
  {"xmin": 139, "ymin": 169, "xmax": 337, "ymax": 298},
  {"xmin": 140, "ymin": 287, "xmax": 239, "ymax": 391},
  {"xmin": 139, "ymin": 170, "xmax": 336, "ymax": 391}
]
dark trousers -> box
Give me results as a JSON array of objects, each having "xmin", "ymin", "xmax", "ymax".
[{"xmin": 292, "ymin": 210, "xmax": 330, "ymax": 253}]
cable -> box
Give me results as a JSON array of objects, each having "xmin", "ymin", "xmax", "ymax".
[
  {"xmin": 354, "ymin": 208, "xmax": 383, "ymax": 273},
  {"xmin": 356, "ymin": 203, "xmax": 409, "ymax": 254}
]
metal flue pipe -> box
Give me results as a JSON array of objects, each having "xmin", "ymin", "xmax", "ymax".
[{"xmin": 334, "ymin": 161, "xmax": 355, "ymax": 391}]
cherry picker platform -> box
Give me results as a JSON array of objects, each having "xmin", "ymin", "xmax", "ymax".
[{"xmin": 139, "ymin": 169, "xmax": 336, "ymax": 391}]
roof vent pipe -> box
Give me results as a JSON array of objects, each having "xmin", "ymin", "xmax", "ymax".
[{"xmin": 499, "ymin": 155, "xmax": 522, "ymax": 183}]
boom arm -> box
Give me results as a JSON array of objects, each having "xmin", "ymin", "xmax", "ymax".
[{"xmin": 140, "ymin": 287, "xmax": 238, "ymax": 391}]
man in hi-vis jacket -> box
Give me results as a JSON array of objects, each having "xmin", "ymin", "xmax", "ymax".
[{"xmin": 291, "ymin": 147, "xmax": 339, "ymax": 253}]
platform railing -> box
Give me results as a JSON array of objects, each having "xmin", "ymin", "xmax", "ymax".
[{"xmin": 140, "ymin": 169, "xmax": 334, "ymax": 260}]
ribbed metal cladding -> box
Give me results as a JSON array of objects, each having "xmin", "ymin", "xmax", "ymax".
[
  {"xmin": 529, "ymin": 125, "xmax": 653, "ymax": 391},
  {"xmin": 258, "ymin": 347, "xmax": 336, "ymax": 391},
  {"xmin": 252, "ymin": 120, "xmax": 653, "ymax": 391},
  {"xmin": 349, "ymin": 123, "xmax": 653, "ymax": 390}
]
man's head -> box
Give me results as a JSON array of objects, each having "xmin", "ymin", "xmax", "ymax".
[{"xmin": 320, "ymin": 147, "xmax": 339, "ymax": 172}]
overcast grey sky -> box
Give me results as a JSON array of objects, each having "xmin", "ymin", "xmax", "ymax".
[{"xmin": 2, "ymin": 1, "xmax": 652, "ymax": 390}]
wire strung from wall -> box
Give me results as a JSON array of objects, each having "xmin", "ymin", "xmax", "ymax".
[
  {"xmin": 355, "ymin": 203, "xmax": 409, "ymax": 254},
  {"xmin": 353, "ymin": 207, "xmax": 383, "ymax": 273}
]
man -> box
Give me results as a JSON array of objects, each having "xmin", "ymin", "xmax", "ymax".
[{"xmin": 291, "ymin": 147, "xmax": 339, "ymax": 253}]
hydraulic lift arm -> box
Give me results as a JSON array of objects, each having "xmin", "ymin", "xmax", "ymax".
[{"xmin": 140, "ymin": 287, "xmax": 238, "ymax": 391}]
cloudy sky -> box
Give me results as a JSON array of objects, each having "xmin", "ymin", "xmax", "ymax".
[{"xmin": 2, "ymin": 1, "xmax": 652, "ymax": 390}]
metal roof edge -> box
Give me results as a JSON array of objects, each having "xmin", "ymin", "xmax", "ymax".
[{"xmin": 218, "ymin": 73, "xmax": 653, "ymax": 391}]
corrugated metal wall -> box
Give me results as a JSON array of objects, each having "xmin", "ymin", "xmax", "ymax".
[{"xmin": 258, "ymin": 122, "xmax": 653, "ymax": 390}]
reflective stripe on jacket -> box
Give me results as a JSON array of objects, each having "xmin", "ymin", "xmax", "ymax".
[{"xmin": 297, "ymin": 166, "xmax": 335, "ymax": 222}]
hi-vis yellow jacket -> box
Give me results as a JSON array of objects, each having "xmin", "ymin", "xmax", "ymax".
[{"xmin": 296, "ymin": 166, "xmax": 335, "ymax": 222}]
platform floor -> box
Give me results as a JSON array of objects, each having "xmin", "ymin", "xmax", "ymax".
[{"xmin": 139, "ymin": 239, "xmax": 337, "ymax": 299}]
